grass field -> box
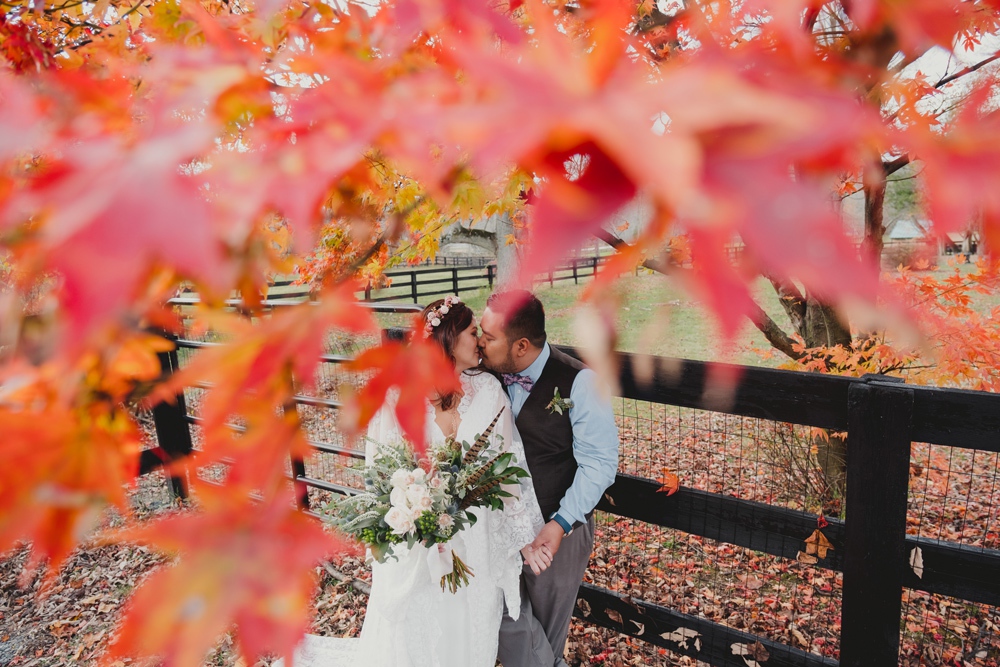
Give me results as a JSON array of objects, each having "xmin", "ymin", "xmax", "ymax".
[
  {"xmin": 371, "ymin": 260, "xmax": 1000, "ymax": 369},
  {"xmin": 417, "ymin": 270, "xmax": 789, "ymax": 367}
]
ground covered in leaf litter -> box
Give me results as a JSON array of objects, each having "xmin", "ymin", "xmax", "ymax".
[{"xmin": 2, "ymin": 408, "xmax": 1000, "ymax": 665}]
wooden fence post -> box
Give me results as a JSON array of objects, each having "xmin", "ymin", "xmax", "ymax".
[
  {"xmin": 364, "ymin": 281, "xmax": 372, "ymax": 301},
  {"xmin": 452, "ymin": 267, "xmax": 459, "ymax": 295},
  {"xmin": 487, "ymin": 264, "xmax": 494, "ymax": 289},
  {"xmin": 840, "ymin": 375, "xmax": 913, "ymax": 667},
  {"xmin": 285, "ymin": 394, "xmax": 310, "ymax": 511},
  {"xmin": 572, "ymin": 258, "xmax": 579, "ymax": 284},
  {"xmin": 147, "ymin": 336, "xmax": 194, "ymax": 499},
  {"xmin": 410, "ymin": 271, "xmax": 419, "ymax": 303}
]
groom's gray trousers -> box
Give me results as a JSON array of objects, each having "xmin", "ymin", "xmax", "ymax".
[{"xmin": 497, "ymin": 515, "xmax": 595, "ymax": 667}]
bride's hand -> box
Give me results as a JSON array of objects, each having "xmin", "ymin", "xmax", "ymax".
[{"xmin": 521, "ymin": 544, "xmax": 552, "ymax": 575}]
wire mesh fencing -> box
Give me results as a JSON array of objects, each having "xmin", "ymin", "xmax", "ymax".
[{"xmin": 146, "ymin": 321, "xmax": 1000, "ymax": 667}]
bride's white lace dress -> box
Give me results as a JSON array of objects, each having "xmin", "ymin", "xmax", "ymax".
[{"xmin": 289, "ymin": 371, "xmax": 544, "ymax": 667}]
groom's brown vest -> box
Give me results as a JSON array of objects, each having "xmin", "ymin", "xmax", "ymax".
[{"xmin": 513, "ymin": 346, "xmax": 585, "ymax": 522}]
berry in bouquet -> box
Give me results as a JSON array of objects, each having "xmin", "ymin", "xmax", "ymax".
[{"xmin": 326, "ymin": 407, "xmax": 528, "ymax": 593}]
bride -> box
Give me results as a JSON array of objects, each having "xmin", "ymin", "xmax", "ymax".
[{"xmin": 288, "ymin": 296, "xmax": 548, "ymax": 667}]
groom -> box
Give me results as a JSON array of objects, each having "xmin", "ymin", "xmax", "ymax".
[{"xmin": 479, "ymin": 290, "xmax": 619, "ymax": 667}]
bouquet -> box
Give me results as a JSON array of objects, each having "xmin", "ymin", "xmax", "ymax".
[{"xmin": 327, "ymin": 408, "xmax": 528, "ymax": 593}]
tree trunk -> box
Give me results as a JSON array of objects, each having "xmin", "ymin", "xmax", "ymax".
[
  {"xmin": 860, "ymin": 162, "xmax": 888, "ymax": 268},
  {"xmin": 801, "ymin": 299, "xmax": 852, "ymax": 515},
  {"xmin": 493, "ymin": 213, "xmax": 522, "ymax": 289},
  {"xmin": 802, "ymin": 298, "xmax": 852, "ymax": 349}
]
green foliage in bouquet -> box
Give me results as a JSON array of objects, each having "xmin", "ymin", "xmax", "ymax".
[{"xmin": 325, "ymin": 407, "xmax": 528, "ymax": 592}]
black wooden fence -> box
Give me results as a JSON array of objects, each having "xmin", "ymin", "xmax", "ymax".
[
  {"xmin": 360, "ymin": 255, "xmax": 613, "ymax": 302},
  {"xmin": 420, "ymin": 255, "xmax": 494, "ymax": 267},
  {"xmin": 144, "ymin": 299, "xmax": 1000, "ymax": 667},
  {"xmin": 268, "ymin": 255, "xmax": 614, "ymax": 303}
]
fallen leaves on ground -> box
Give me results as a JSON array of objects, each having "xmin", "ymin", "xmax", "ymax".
[{"xmin": 2, "ymin": 396, "xmax": 999, "ymax": 666}]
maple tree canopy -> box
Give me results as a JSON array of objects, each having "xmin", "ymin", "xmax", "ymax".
[{"xmin": 2, "ymin": 0, "xmax": 1000, "ymax": 663}]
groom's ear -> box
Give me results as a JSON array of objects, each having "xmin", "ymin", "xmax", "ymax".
[{"xmin": 512, "ymin": 337, "xmax": 531, "ymax": 358}]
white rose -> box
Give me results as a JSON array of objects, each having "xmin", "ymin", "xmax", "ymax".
[
  {"xmin": 385, "ymin": 507, "xmax": 414, "ymax": 536},
  {"xmin": 416, "ymin": 495, "xmax": 433, "ymax": 511},
  {"xmin": 411, "ymin": 468, "xmax": 427, "ymax": 484},
  {"xmin": 390, "ymin": 469, "xmax": 410, "ymax": 489},
  {"xmin": 405, "ymin": 483, "xmax": 429, "ymax": 505},
  {"xmin": 438, "ymin": 514, "xmax": 454, "ymax": 529},
  {"xmin": 428, "ymin": 476, "xmax": 444, "ymax": 490},
  {"xmin": 431, "ymin": 317, "xmax": 441, "ymax": 327},
  {"xmin": 390, "ymin": 486, "xmax": 409, "ymax": 509},
  {"xmin": 439, "ymin": 305, "xmax": 449, "ymax": 314}
]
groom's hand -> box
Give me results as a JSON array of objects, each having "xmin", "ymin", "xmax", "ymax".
[
  {"xmin": 521, "ymin": 545, "xmax": 551, "ymax": 575},
  {"xmin": 531, "ymin": 521, "xmax": 566, "ymax": 559}
]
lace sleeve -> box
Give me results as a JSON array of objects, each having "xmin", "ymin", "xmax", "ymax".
[{"xmin": 476, "ymin": 375, "xmax": 545, "ymax": 619}]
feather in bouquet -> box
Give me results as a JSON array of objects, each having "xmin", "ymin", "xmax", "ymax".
[{"xmin": 326, "ymin": 407, "xmax": 528, "ymax": 593}]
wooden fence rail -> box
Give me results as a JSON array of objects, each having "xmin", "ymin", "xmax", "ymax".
[
  {"xmin": 266, "ymin": 256, "xmax": 614, "ymax": 303},
  {"xmin": 146, "ymin": 304, "xmax": 1000, "ymax": 667}
]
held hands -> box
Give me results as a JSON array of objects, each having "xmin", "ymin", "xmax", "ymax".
[
  {"xmin": 521, "ymin": 520, "xmax": 567, "ymax": 575},
  {"xmin": 520, "ymin": 544, "xmax": 552, "ymax": 575},
  {"xmin": 531, "ymin": 520, "xmax": 566, "ymax": 559}
]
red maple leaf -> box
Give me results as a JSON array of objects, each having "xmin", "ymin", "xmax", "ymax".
[
  {"xmin": 344, "ymin": 334, "xmax": 461, "ymax": 458},
  {"xmin": 104, "ymin": 491, "xmax": 343, "ymax": 666},
  {"xmin": 9, "ymin": 119, "xmax": 229, "ymax": 352},
  {"xmin": 520, "ymin": 140, "xmax": 637, "ymax": 284}
]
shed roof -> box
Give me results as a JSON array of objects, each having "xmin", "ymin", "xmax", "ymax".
[{"xmin": 884, "ymin": 218, "xmax": 930, "ymax": 240}]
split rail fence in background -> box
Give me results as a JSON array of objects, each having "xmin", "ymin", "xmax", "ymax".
[{"xmin": 265, "ymin": 255, "xmax": 614, "ymax": 304}]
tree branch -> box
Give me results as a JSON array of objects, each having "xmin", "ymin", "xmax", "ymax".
[
  {"xmin": 764, "ymin": 275, "xmax": 807, "ymax": 338},
  {"xmin": 747, "ymin": 304, "xmax": 806, "ymax": 361},
  {"xmin": 883, "ymin": 153, "xmax": 910, "ymax": 177},
  {"xmin": 934, "ymin": 52, "xmax": 1000, "ymax": 89},
  {"xmin": 592, "ymin": 229, "xmax": 805, "ymax": 361},
  {"xmin": 633, "ymin": 5, "xmax": 684, "ymax": 34}
]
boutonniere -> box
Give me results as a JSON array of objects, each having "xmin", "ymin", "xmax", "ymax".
[{"xmin": 546, "ymin": 387, "xmax": 574, "ymax": 415}]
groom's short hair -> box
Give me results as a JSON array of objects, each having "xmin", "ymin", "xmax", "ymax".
[{"xmin": 487, "ymin": 290, "xmax": 546, "ymax": 348}]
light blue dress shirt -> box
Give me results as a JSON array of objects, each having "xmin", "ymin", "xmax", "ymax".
[{"xmin": 507, "ymin": 343, "xmax": 620, "ymax": 527}]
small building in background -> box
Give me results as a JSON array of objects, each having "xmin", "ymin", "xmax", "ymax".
[{"xmin": 883, "ymin": 218, "xmax": 931, "ymax": 245}]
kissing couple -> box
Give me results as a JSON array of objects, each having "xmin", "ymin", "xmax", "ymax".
[{"xmin": 289, "ymin": 289, "xmax": 620, "ymax": 667}]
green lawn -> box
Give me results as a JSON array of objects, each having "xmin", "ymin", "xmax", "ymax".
[
  {"xmin": 454, "ymin": 271, "xmax": 790, "ymax": 367},
  {"xmin": 352, "ymin": 259, "xmax": 1000, "ymax": 368}
]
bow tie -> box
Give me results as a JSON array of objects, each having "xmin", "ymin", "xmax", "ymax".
[{"xmin": 502, "ymin": 373, "xmax": 534, "ymax": 392}]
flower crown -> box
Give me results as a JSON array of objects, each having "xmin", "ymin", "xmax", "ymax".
[{"xmin": 423, "ymin": 295, "xmax": 462, "ymax": 336}]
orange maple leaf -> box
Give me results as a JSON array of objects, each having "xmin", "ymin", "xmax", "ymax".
[
  {"xmin": 0, "ymin": 399, "xmax": 141, "ymax": 581},
  {"xmin": 147, "ymin": 286, "xmax": 374, "ymax": 494},
  {"xmin": 656, "ymin": 468, "xmax": 680, "ymax": 496},
  {"xmin": 90, "ymin": 332, "xmax": 176, "ymax": 401},
  {"xmin": 104, "ymin": 491, "xmax": 343, "ymax": 666},
  {"xmin": 804, "ymin": 528, "xmax": 833, "ymax": 559}
]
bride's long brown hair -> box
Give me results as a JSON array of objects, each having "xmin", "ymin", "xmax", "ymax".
[{"xmin": 420, "ymin": 298, "xmax": 477, "ymax": 411}]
